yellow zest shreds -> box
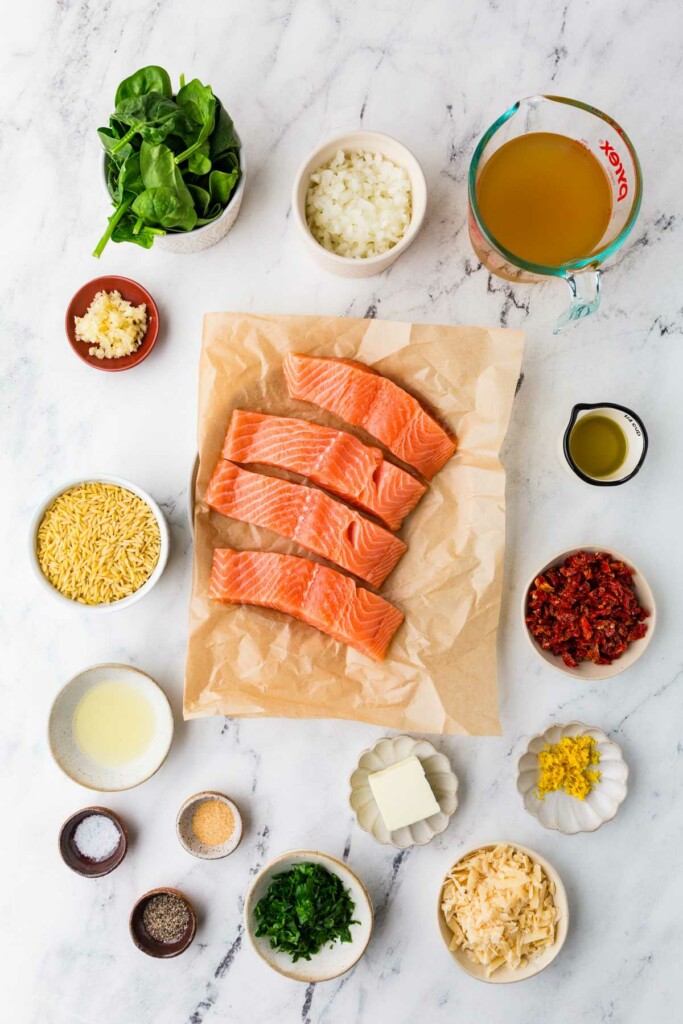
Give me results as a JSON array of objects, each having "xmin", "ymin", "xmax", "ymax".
[
  {"xmin": 441, "ymin": 844, "xmax": 558, "ymax": 977},
  {"xmin": 36, "ymin": 483, "xmax": 161, "ymax": 605},
  {"xmin": 536, "ymin": 735, "xmax": 601, "ymax": 802},
  {"xmin": 74, "ymin": 290, "xmax": 147, "ymax": 360}
]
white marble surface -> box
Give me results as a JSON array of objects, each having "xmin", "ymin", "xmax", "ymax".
[{"xmin": 3, "ymin": 1, "xmax": 683, "ymax": 1022}]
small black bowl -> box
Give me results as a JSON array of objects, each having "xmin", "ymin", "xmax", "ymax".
[
  {"xmin": 130, "ymin": 888, "xmax": 197, "ymax": 958},
  {"xmin": 59, "ymin": 807, "xmax": 127, "ymax": 878}
]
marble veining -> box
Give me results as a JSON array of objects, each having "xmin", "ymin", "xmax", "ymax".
[{"xmin": 3, "ymin": 1, "xmax": 683, "ymax": 1022}]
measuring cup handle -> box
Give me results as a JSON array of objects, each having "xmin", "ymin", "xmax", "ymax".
[{"xmin": 554, "ymin": 271, "xmax": 602, "ymax": 333}]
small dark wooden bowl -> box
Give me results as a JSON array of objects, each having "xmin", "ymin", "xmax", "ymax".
[
  {"xmin": 65, "ymin": 275, "xmax": 159, "ymax": 372},
  {"xmin": 130, "ymin": 887, "xmax": 197, "ymax": 958},
  {"xmin": 59, "ymin": 807, "xmax": 127, "ymax": 878}
]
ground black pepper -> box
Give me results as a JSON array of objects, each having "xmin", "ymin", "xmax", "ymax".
[{"xmin": 142, "ymin": 893, "xmax": 190, "ymax": 943}]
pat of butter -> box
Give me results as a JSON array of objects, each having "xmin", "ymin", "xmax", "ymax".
[{"xmin": 368, "ymin": 755, "xmax": 441, "ymax": 831}]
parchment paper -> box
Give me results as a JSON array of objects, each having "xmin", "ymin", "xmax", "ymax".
[{"xmin": 184, "ymin": 313, "xmax": 524, "ymax": 735}]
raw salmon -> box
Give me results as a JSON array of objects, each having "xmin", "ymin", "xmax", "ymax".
[
  {"xmin": 206, "ymin": 460, "xmax": 406, "ymax": 588},
  {"xmin": 222, "ymin": 410, "xmax": 426, "ymax": 531},
  {"xmin": 283, "ymin": 353, "xmax": 457, "ymax": 479},
  {"xmin": 210, "ymin": 549, "xmax": 404, "ymax": 661}
]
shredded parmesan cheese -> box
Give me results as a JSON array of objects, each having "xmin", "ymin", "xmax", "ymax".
[
  {"xmin": 441, "ymin": 844, "xmax": 558, "ymax": 976},
  {"xmin": 74, "ymin": 290, "xmax": 147, "ymax": 360}
]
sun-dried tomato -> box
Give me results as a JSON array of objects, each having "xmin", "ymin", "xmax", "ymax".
[{"xmin": 525, "ymin": 550, "xmax": 649, "ymax": 668}]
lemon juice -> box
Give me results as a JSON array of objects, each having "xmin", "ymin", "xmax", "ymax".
[{"xmin": 73, "ymin": 681, "xmax": 155, "ymax": 767}]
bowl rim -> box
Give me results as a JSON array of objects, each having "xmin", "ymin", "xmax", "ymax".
[
  {"xmin": 28, "ymin": 474, "xmax": 170, "ymax": 613},
  {"xmin": 129, "ymin": 886, "xmax": 197, "ymax": 958},
  {"xmin": 521, "ymin": 545, "xmax": 656, "ymax": 679},
  {"xmin": 516, "ymin": 721, "xmax": 629, "ymax": 834},
  {"xmin": 65, "ymin": 274, "xmax": 160, "ymax": 373},
  {"xmin": 47, "ymin": 662, "xmax": 174, "ymax": 792},
  {"xmin": 437, "ymin": 839, "xmax": 569, "ymax": 984},
  {"xmin": 348, "ymin": 733, "xmax": 459, "ymax": 849},
  {"xmin": 244, "ymin": 848, "xmax": 374, "ymax": 982},
  {"xmin": 291, "ymin": 129, "xmax": 427, "ymax": 267},
  {"xmin": 175, "ymin": 790, "xmax": 243, "ymax": 859},
  {"xmin": 100, "ymin": 144, "xmax": 246, "ymax": 239},
  {"xmin": 58, "ymin": 805, "xmax": 128, "ymax": 877}
]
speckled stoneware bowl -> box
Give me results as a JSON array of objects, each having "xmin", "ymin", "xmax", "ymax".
[
  {"xmin": 176, "ymin": 791, "xmax": 243, "ymax": 860},
  {"xmin": 349, "ymin": 734, "xmax": 458, "ymax": 849},
  {"xmin": 245, "ymin": 850, "xmax": 373, "ymax": 982},
  {"xmin": 437, "ymin": 841, "xmax": 569, "ymax": 984},
  {"xmin": 517, "ymin": 722, "xmax": 628, "ymax": 834},
  {"xmin": 48, "ymin": 664, "xmax": 174, "ymax": 791}
]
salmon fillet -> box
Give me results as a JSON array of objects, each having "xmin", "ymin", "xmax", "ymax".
[
  {"xmin": 210, "ymin": 549, "xmax": 403, "ymax": 661},
  {"xmin": 283, "ymin": 353, "xmax": 457, "ymax": 479},
  {"xmin": 206, "ymin": 460, "xmax": 406, "ymax": 588},
  {"xmin": 222, "ymin": 410, "xmax": 426, "ymax": 531}
]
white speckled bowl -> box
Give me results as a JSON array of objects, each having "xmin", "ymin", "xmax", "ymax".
[
  {"xmin": 245, "ymin": 850, "xmax": 373, "ymax": 982},
  {"xmin": 437, "ymin": 841, "xmax": 569, "ymax": 984},
  {"xmin": 517, "ymin": 722, "xmax": 628, "ymax": 834},
  {"xmin": 522, "ymin": 546, "xmax": 656, "ymax": 680},
  {"xmin": 48, "ymin": 664, "xmax": 174, "ymax": 791},
  {"xmin": 349, "ymin": 735, "xmax": 458, "ymax": 848},
  {"xmin": 176, "ymin": 791, "xmax": 243, "ymax": 859},
  {"xmin": 292, "ymin": 130, "xmax": 427, "ymax": 277}
]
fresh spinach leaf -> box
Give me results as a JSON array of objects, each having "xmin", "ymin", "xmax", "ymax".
[
  {"xmin": 209, "ymin": 167, "xmax": 239, "ymax": 206},
  {"xmin": 132, "ymin": 186, "xmax": 197, "ymax": 232},
  {"xmin": 115, "ymin": 65, "xmax": 173, "ymax": 105},
  {"xmin": 174, "ymin": 78, "xmax": 216, "ymax": 164},
  {"xmin": 187, "ymin": 184, "xmax": 211, "ymax": 216},
  {"xmin": 187, "ymin": 140, "xmax": 212, "ymax": 176},
  {"xmin": 210, "ymin": 100, "xmax": 240, "ymax": 158}
]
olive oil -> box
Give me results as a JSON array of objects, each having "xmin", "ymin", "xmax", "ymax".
[
  {"xmin": 569, "ymin": 414, "xmax": 628, "ymax": 479},
  {"xmin": 476, "ymin": 132, "xmax": 613, "ymax": 266},
  {"xmin": 73, "ymin": 681, "xmax": 155, "ymax": 767}
]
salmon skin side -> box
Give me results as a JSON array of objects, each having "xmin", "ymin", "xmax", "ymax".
[
  {"xmin": 222, "ymin": 410, "xmax": 426, "ymax": 531},
  {"xmin": 283, "ymin": 352, "xmax": 457, "ymax": 480},
  {"xmin": 206, "ymin": 459, "xmax": 406, "ymax": 588},
  {"xmin": 209, "ymin": 548, "xmax": 404, "ymax": 661}
]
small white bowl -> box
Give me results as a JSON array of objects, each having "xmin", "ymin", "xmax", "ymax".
[
  {"xmin": 48, "ymin": 663, "xmax": 174, "ymax": 791},
  {"xmin": 292, "ymin": 130, "xmax": 427, "ymax": 277},
  {"xmin": 29, "ymin": 475, "xmax": 169, "ymax": 613},
  {"xmin": 245, "ymin": 850, "xmax": 373, "ymax": 982},
  {"xmin": 437, "ymin": 841, "xmax": 569, "ymax": 984},
  {"xmin": 176, "ymin": 791, "xmax": 243, "ymax": 859},
  {"xmin": 349, "ymin": 735, "xmax": 458, "ymax": 849},
  {"xmin": 522, "ymin": 546, "xmax": 656, "ymax": 680},
  {"xmin": 517, "ymin": 722, "xmax": 628, "ymax": 834},
  {"xmin": 100, "ymin": 146, "xmax": 246, "ymax": 255}
]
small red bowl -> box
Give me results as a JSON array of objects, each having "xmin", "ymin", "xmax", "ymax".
[{"xmin": 66, "ymin": 275, "xmax": 159, "ymax": 372}]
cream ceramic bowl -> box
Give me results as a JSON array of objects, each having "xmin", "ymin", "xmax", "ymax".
[
  {"xmin": 100, "ymin": 146, "xmax": 246, "ymax": 254},
  {"xmin": 48, "ymin": 663, "xmax": 174, "ymax": 791},
  {"xmin": 522, "ymin": 546, "xmax": 656, "ymax": 680},
  {"xmin": 517, "ymin": 722, "xmax": 628, "ymax": 834},
  {"xmin": 437, "ymin": 841, "xmax": 569, "ymax": 984},
  {"xmin": 245, "ymin": 850, "xmax": 373, "ymax": 982},
  {"xmin": 292, "ymin": 130, "xmax": 427, "ymax": 277},
  {"xmin": 29, "ymin": 475, "xmax": 169, "ymax": 613},
  {"xmin": 176, "ymin": 791, "xmax": 243, "ymax": 860},
  {"xmin": 349, "ymin": 734, "xmax": 458, "ymax": 849}
]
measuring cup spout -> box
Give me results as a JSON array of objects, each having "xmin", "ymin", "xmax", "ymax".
[{"xmin": 555, "ymin": 271, "xmax": 602, "ymax": 333}]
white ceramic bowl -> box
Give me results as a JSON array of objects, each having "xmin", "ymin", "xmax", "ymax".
[
  {"xmin": 245, "ymin": 850, "xmax": 373, "ymax": 982},
  {"xmin": 517, "ymin": 722, "xmax": 628, "ymax": 834},
  {"xmin": 292, "ymin": 130, "xmax": 427, "ymax": 277},
  {"xmin": 349, "ymin": 734, "xmax": 458, "ymax": 849},
  {"xmin": 176, "ymin": 791, "xmax": 243, "ymax": 859},
  {"xmin": 29, "ymin": 475, "xmax": 169, "ymax": 613},
  {"xmin": 48, "ymin": 663, "xmax": 174, "ymax": 791},
  {"xmin": 100, "ymin": 146, "xmax": 246, "ymax": 254},
  {"xmin": 437, "ymin": 841, "xmax": 569, "ymax": 984},
  {"xmin": 522, "ymin": 546, "xmax": 656, "ymax": 680}
]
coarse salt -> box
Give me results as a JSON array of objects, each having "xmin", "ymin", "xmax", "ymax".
[{"xmin": 73, "ymin": 814, "xmax": 121, "ymax": 861}]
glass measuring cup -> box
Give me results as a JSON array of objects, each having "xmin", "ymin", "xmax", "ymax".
[{"xmin": 468, "ymin": 96, "xmax": 643, "ymax": 332}]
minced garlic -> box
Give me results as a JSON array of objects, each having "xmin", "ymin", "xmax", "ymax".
[
  {"xmin": 74, "ymin": 289, "xmax": 147, "ymax": 360},
  {"xmin": 536, "ymin": 735, "xmax": 601, "ymax": 801}
]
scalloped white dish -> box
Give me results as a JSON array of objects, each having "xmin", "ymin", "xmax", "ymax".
[
  {"xmin": 349, "ymin": 735, "xmax": 458, "ymax": 848},
  {"xmin": 517, "ymin": 722, "xmax": 628, "ymax": 834}
]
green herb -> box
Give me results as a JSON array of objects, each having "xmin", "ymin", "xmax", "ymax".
[
  {"xmin": 93, "ymin": 65, "xmax": 241, "ymax": 256},
  {"xmin": 254, "ymin": 862, "xmax": 360, "ymax": 962}
]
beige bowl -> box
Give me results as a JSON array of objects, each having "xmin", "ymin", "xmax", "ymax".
[
  {"xmin": 245, "ymin": 850, "xmax": 373, "ymax": 982},
  {"xmin": 522, "ymin": 546, "xmax": 656, "ymax": 680},
  {"xmin": 292, "ymin": 130, "xmax": 427, "ymax": 277},
  {"xmin": 176, "ymin": 791, "xmax": 243, "ymax": 859},
  {"xmin": 437, "ymin": 841, "xmax": 569, "ymax": 983}
]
